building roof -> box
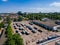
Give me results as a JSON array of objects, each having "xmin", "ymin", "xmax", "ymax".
[{"xmin": 33, "ymin": 20, "xmax": 57, "ymax": 27}]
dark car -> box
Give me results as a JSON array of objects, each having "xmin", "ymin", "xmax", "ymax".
[
  {"xmin": 19, "ymin": 27, "xmax": 24, "ymax": 30},
  {"xmin": 15, "ymin": 30, "xmax": 18, "ymax": 33},
  {"xmin": 25, "ymin": 32, "xmax": 30, "ymax": 35},
  {"xmin": 38, "ymin": 30, "xmax": 42, "ymax": 32},
  {"xmin": 29, "ymin": 22, "xmax": 33, "ymax": 25},
  {"xmin": 21, "ymin": 30, "xmax": 26, "ymax": 34},
  {"xmin": 32, "ymin": 30, "xmax": 36, "ymax": 33},
  {"xmin": 26, "ymin": 26, "xmax": 32, "ymax": 30},
  {"xmin": 14, "ymin": 26, "xmax": 17, "ymax": 29},
  {"xmin": 34, "ymin": 27, "xmax": 37, "ymax": 30}
]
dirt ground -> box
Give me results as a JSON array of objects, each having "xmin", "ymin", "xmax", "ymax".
[{"xmin": 11, "ymin": 21, "xmax": 60, "ymax": 45}]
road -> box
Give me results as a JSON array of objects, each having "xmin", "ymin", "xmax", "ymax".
[{"xmin": 0, "ymin": 29, "xmax": 7, "ymax": 45}]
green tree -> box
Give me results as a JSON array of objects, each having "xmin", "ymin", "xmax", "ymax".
[
  {"xmin": 14, "ymin": 18, "xmax": 18, "ymax": 22},
  {"xmin": 17, "ymin": 11, "xmax": 23, "ymax": 15},
  {"xmin": 13, "ymin": 34, "xmax": 24, "ymax": 45},
  {"xmin": 6, "ymin": 16, "xmax": 11, "ymax": 24},
  {"xmin": 18, "ymin": 16, "xmax": 23, "ymax": 21},
  {"xmin": 5, "ymin": 38, "xmax": 15, "ymax": 45},
  {"xmin": 0, "ymin": 22, "xmax": 4, "ymax": 29},
  {"xmin": 0, "ymin": 17, "xmax": 2, "ymax": 20},
  {"xmin": 5, "ymin": 24, "xmax": 16, "ymax": 45},
  {"xmin": 6, "ymin": 24, "xmax": 12, "ymax": 38}
]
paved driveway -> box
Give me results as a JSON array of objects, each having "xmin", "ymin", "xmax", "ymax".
[{"xmin": 0, "ymin": 29, "xmax": 7, "ymax": 45}]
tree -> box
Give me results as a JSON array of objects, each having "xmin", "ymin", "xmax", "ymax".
[
  {"xmin": 6, "ymin": 24, "xmax": 12, "ymax": 38},
  {"xmin": 13, "ymin": 34, "xmax": 24, "ymax": 45},
  {"xmin": 5, "ymin": 24, "xmax": 16, "ymax": 45},
  {"xmin": 23, "ymin": 12, "xmax": 27, "ymax": 17},
  {"xmin": 0, "ymin": 17, "xmax": 2, "ymax": 20},
  {"xmin": 5, "ymin": 24, "xmax": 24, "ymax": 45},
  {"xmin": 18, "ymin": 16, "xmax": 23, "ymax": 21},
  {"xmin": 14, "ymin": 18, "xmax": 18, "ymax": 22},
  {"xmin": 0, "ymin": 22, "xmax": 4, "ymax": 30},
  {"xmin": 0, "ymin": 23, "xmax": 2, "ymax": 30},
  {"xmin": 17, "ymin": 11, "xmax": 23, "ymax": 15},
  {"xmin": 5, "ymin": 38, "xmax": 15, "ymax": 45},
  {"xmin": 6, "ymin": 16, "xmax": 11, "ymax": 24}
]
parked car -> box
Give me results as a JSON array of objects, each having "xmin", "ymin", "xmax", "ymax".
[
  {"xmin": 14, "ymin": 26, "xmax": 17, "ymax": 29},
  {"xmin": 38, "ymin": 30, "xmax": 42, "ymax": 32},
  {"xmin": 25, "ymin": 32, "xmax": 30, "ymax": 35},
  {"xmin": 19, "ymin": 27, "xmax": 24, "ymax": 30},
  {"xmin": 26, "ymin": 26, "xmax": 32, "ymax": 30},
  {"xmin": 32, "ymin": 30, "xmax": 36, "ymax": 33},
  {"xmin": 34, "ymin": 27, "xmax": 37, "ymax": 30},
  {"xmin": 29, "ymin": 22, "xmax": 33, "ymax": 25},
  {"xmin": 21, "ymin": 30, "xmax": 26, "ymax": 34},
  {"xmin": 15, "ymin": 30, "xmax": 18, "ymax": 33},
  {"xmin": 18, "ymin": 32, "xmax": 22, "ymax": 35}
]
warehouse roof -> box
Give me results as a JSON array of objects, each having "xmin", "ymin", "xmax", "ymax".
[{"xmin": 33, "ymin": 20, "xmax": 57, "ymax": 27}]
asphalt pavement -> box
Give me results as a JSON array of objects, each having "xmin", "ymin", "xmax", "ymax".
[{"xmin": 0, "ymin": 29, "xmax": 7, "ymax": 45}]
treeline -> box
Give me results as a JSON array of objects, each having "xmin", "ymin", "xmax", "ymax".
[
  {"xmin": 17, "ymin": 11, "xmax": 60, "ymax": 20},
  {"xmin": 24, "ymin": 13, "xmax": 60, "ymax": 20},
  {"xmin": 4, "ymin": 17, "xmax": 24, "ymax": 45}
]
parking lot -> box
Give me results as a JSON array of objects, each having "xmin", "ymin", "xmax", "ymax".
[{"xmin": 11, "ymin": 21, "xmax": 60, "ymax": 45}]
